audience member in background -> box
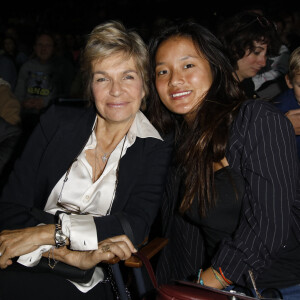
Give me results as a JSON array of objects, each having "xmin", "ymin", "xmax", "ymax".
[
  {"xmin": 273, "ymin": 47, "xmax": 300, "ymax": 161},
  {"xmin": 0, "ymin": 77, "xmax": 21, "ymax": 126},
  {"xmin": 252, "ymin": 43, "xmax": 290, "ymax": 99},
  {"xmin": 0, "ymin": 52, "xmax": 17, "ymax": 90},
  {"xmin": 14, "ymin": 31, "xmax": 75, "ymax": 134},
  {"xmin": 0, "ymin": 77, "xmax": 22, "ymax": 190},
  {"xmin": 217, "ymin": 11, "xmax": 280, "ymax": 99},
  {"xmin": 2, "ymin": 36, "xmax": 28, "ymax": 72}
]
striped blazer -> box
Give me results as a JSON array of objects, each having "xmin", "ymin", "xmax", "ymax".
[{"xmin": 156, "ymin": 99, "xmax": 300, "ymax": 288}]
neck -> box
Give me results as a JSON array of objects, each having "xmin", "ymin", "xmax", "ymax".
[
  {"xmin": 234, "ymin": 70, "xmax": 245, "ymax": 82},
  {"xmin": 95, "ymin": 115, "xmax": 134, "ymax": 152}
]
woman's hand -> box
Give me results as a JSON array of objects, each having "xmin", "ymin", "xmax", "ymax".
[
  {"xmin": 43, "ymin": 235, "xmax": 137, "ymax": 270},
  {"xmin": 0, "ymin": 224, "xmax": 55, "ymax": 269}
]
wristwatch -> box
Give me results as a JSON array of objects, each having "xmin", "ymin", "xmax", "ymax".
[{"xmin": 54, "ymin": 224, "xmax": 68, "ymax": 248}]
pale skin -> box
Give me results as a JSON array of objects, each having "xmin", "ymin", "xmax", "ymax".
[
  {"xmin": 155, "ymin": 36, "xmax": 231, "ymax": 289},
  {"xmin": 0, "ymin": 51, "xmax": 145, "ymax": 269},
  {"xmin": 235, "ymin": 41, "xmax": 267, "ymax": 82},
  {"xmin": 285, "ymin": 73, "xmax": 300, "ymax": 135}
]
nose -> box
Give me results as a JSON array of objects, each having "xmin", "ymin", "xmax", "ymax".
[
  {"xmin": 169, "ymin": 70, "xmax": 184, "ymax": 86},
  {"xmin": 258, "ymin": 55, "xmax": 267, "ymax": 67},
  {"xmin": 109, "ymin": 81, "xmax": 122, "ymax": 97}
]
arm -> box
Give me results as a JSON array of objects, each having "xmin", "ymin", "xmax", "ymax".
[
  {"xmin": 42, "ymin": 235, "xmax": 136, "ymax": 270},
  {"xmin": 211, "ymin": 101, "xmax": 299, "ymax": 286},
  {"xmin": 0, "ymin": 224, "xmax": 56, "ymax": 269},
  {"xmin": 0, "ymin": 105, "xmax": 64, "ymax": 266}
]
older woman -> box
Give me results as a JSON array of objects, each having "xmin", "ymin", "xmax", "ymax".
[{"xmin": 0, "ymin": 21, "xmax": 173, "ymax": 299}]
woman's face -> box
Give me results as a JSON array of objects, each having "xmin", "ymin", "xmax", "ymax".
[
  {"xmin": 236, "ymin": 41, "xmax": 267, "ymax": 81},
  {"xmin": 92, "ymin": 52, "xmax": 145, "ymax": 125},
  {"xmin": 155, "ymin": 36, "xmax": 213, "ymax": 120}
]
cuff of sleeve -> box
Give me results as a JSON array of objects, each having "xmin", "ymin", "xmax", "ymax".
[
  {"xmin": 17, "ymin": 245, "xmax": 52, "ymax": 267},
  {"xmin": 60, "ymin": 214, "xmax": 98, "ymax": 251}
]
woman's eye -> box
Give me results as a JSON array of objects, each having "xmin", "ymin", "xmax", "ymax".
[
  {"xmin": 184, "ymin": 64, "xmax": 194, "ymax": 69},
  {"xmin": 157, "ymin": 70, "xmax": 167, "ymax": 76},
  {"xmin": 124, "ymin": 75, "xmax": 134, "ymax": 80},
  {"xmin": 96, "ymin": 77, "xmax": 107, "ymax": 82}
]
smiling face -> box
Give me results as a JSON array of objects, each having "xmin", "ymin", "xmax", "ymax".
[
  {"xmin": 235, "ymin": 41, "xmax": 267, "ymax": 81},
  {"xmin": 155, "ymin": 36, "xmax": 213, "ymax": 120},
  {"xmin": 92, "ymin": 52, "xmax": 145, "ymax": 126}
]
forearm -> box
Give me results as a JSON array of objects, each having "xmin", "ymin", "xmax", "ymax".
[{"xmin": 0, "ymin": 224, "xmax": 57, "ymax": 269}]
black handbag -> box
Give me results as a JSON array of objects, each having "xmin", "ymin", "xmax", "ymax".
[{"xmin": 10, "ymin": 256, "xmax": 96, "ymax": 283}]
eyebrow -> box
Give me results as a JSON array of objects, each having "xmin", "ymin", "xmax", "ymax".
[
  {"xmin": 156, "ymin": 55, "xmax": 198, "ymax": 67},
  {"xmin": 93, "ymin": 69, "xmax": 138, "ymax": 75}
]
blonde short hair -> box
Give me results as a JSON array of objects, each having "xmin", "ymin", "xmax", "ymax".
[
  {"xmin": 287, "ymin": 47, "xmax": 300, "ymax": 81},
  {"xmin": 80, "ymin": 20, "xmax": 149, "ymax": 108}
]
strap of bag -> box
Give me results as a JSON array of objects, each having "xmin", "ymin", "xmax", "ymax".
[
  {"xmin": 133, "ymin": 251, "xmax": 158, "ymax": 289},
  {"xmin": 115, "ymin": 212, "xmax": 136, "ymax": 246},
  {"xmin": 115, "ymin": 212, "xmax": 159, "ymax": 288}
]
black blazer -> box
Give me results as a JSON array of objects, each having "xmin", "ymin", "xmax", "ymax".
[{"xmin": 0, "ymin": 104, "xmax": 173, "ymax": 245}]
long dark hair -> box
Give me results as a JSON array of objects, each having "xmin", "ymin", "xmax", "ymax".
[{"xmin": 147, "ymin": 21, "xmax": 246, "ymax": 216}]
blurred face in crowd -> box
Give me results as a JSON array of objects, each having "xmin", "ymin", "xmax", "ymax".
[
  {"xmin": 92, "ymin": 52, "xmax": 145, "ymax": 126},
  {"xmin": 3, "ymin": 37, "xmax": 16, "ymax": 55},
  {"xmin": 34, "ymin": 34, "xmax": 54, "ymax": 63},
  {"xmin": 235, "ymin": 41, "xmax": 267, "ymax": 81},
  {"xmin": 154, "ymin": 36, "xmax": 213, "ymax": 121}
]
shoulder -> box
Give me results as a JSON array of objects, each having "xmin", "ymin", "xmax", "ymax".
[
  {"xmin": 41, "ymin": 103, "xmax": 93, "ymax": 122},
  {"xmin": 38, "ymin": 103, "xmax": 95, "ymax": 137},
  {"xmin": 232, "ymin": 99, "xmax": 292, "ymax": 136},
  {"xmin": 131, "ymin": 111, "xmax": 175, "ymax": 146},
  {"xmin": 237, "ymin": 99, "xmax": 285, "ymax": 122}
]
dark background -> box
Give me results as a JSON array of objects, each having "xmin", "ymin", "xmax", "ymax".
[
  {"xmin": 1, "ymin": 0, "xmax": 297, "ymax": 35},
  {"xmin": 1, "ymin": 0, "xmax": 298, "ymax": 59}
]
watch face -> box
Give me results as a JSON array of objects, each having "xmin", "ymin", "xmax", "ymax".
[{"xmin": 56, "ymin": 230, "xmax": 67, "ymax": 244}]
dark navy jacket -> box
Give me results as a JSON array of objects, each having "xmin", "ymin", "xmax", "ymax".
[{"xmin": 0, "ymin": 104, "xmax": 173, "ymax": 245}]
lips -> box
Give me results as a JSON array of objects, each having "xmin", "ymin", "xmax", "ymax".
[
  {"xmin": 170, "ymin": 90, "xmax": 192, "ymax": 99},
  {"xmin": 107, "ymin": 102, "xmax": 128, "ymax": 108}
]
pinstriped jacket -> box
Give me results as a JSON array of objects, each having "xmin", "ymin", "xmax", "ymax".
[{"xmin": 156, "ymin": 99, "xmax": 300, "ymax": 288}]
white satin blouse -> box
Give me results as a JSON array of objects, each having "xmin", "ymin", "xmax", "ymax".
[{"xmin": 17, "ymin": 110, "xmax": 162, "ymax": 292}]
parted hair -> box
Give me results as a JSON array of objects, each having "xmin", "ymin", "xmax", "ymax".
[
  {"xmin": 147, "ymin": 21, "xmax": 246, "ymax": 215},
  {"xmin": 287, "ymin": 46, "xmax": 300, "ymax": 81},
  {"xmin": 80, "ymin": 20, "xmax": 149, "ymax": 107}
]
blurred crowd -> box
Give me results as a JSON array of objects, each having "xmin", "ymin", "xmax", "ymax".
[{"xmin": 0, "ymin": 3, "xmax": 299, "ymax": 188}]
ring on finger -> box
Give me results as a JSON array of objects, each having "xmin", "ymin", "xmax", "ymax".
[
  {"xmin": 101, "ymin": 245, "xmax": 110, "ymax": 253},
  {"xmin": 0, "ymin": 252, "xmax": 2, "ymax": 257}
]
